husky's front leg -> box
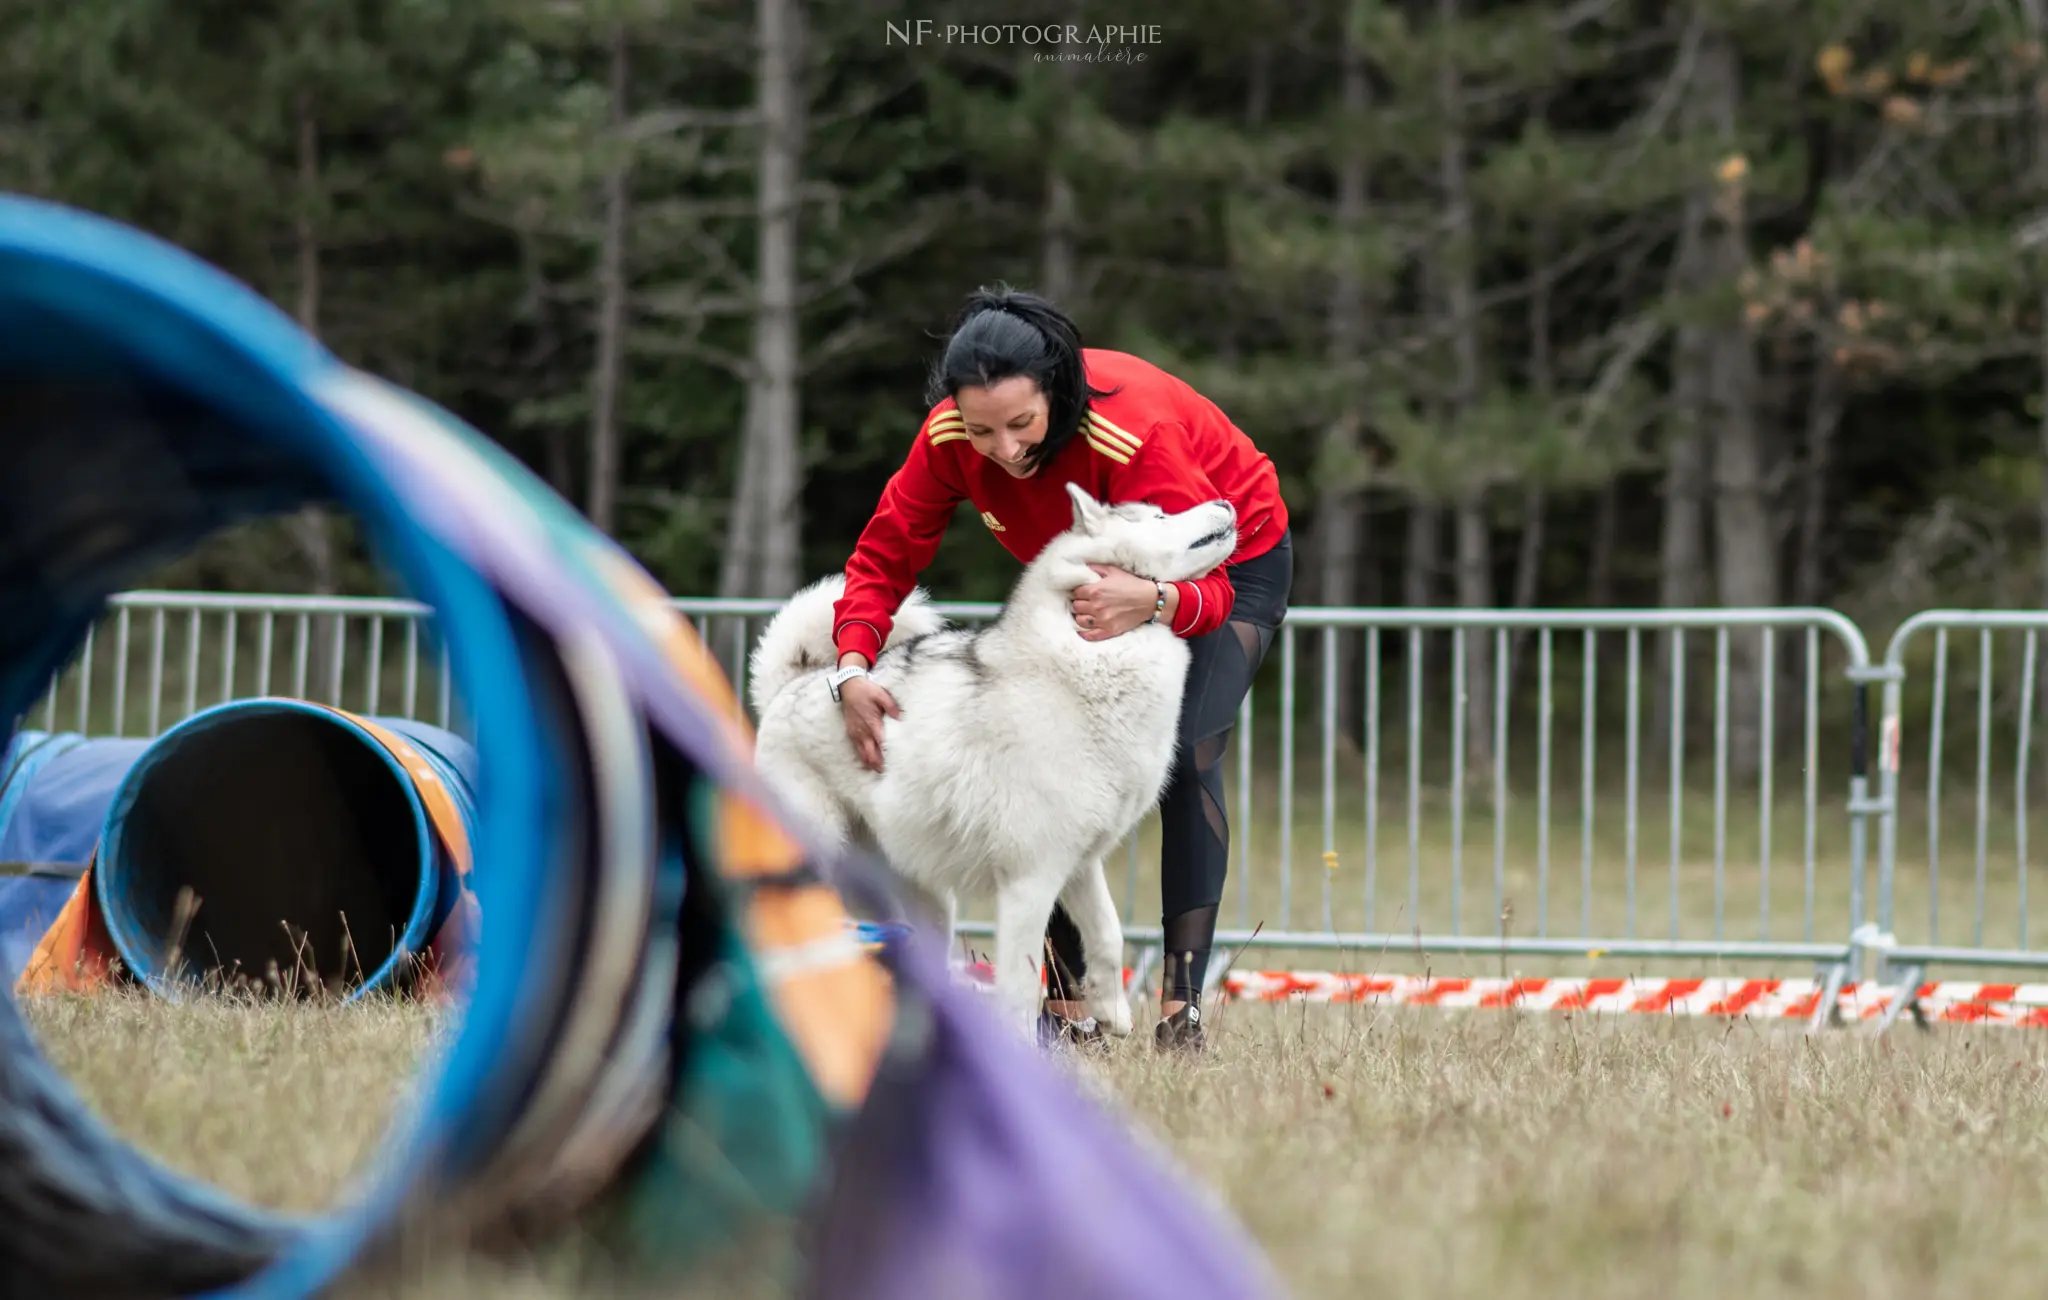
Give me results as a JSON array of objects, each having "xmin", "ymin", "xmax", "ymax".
[
  {"xmin": 1059, "ymin": 860, "xmax": 1132, "ymax": 1036},
  {"xmin": 991, "ymin": 870, "xmax": 1067, "ymax": 1040}
]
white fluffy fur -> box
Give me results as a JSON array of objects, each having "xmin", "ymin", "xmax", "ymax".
[
  {"xmin": 747, "ymin": 582, "xmax": 946, "ymax": 706},
  {"xmin": 748, "ymin": 483, "xmax": 1240, "ymax": 1040}
]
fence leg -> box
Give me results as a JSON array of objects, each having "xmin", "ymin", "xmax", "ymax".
[
  {"xmin": 1808, "ymin": 961, "xmax": 1849, "ymax": 1034},
  {"xmin": 1872, "ymin": 963, "xmax": 1928, "ymax": 1037}
]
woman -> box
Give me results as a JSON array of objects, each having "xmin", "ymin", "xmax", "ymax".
[{"xmin": 827, "ymin": 286, "xmax": 1293, "ymax": 1052}]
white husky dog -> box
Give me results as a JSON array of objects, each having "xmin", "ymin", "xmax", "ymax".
[{"xmin": 747, "ymin": 484, "xmax": 1239, "ymax": 1039}]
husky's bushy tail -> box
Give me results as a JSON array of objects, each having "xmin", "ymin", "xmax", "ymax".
[{"xmin": 747, "ymin": 574, "xmax": 946, "ymax": 714}]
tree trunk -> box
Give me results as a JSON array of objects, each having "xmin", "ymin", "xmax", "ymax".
[
  {"xmin": 1039, "ymin": 13, "xmax": 1083, "ymax": 306},
  {"xmin": 1699, "ymin": 28, "xmax": 1774, "ymax": 782},
  {"xmin": 1315, "ymin": 3, "xmax": 1372, "ymax": 742},
  {"xmin": 719, "ymin": 0, "xmax": 806, "ymax": 602},
  {"xmin": 1655, "ymin": 423, "xmax": 1709, "ymax": 756},
  {"xmin": 288, "ymin": 88, "xmax": 341, "ymax": 705},
  {"xmin": 1509, "ymin": 191, "xmax": 1555, "ymax": 687},
  {"xmin": 289, "ymin": 90, "xmax": 336, "ymax": 601},
  {"xmin": 1454, "ymin": 495, "xmax": 1493, "ymax": 766},
  {"xmin": 1791, "ymin": 348, "xmax": 1843, "ymax": 607},
  {"xmin": 1710, "ymin": 338, "xmax": 1773, "ymax": 778},
  {"xmin": 587, "ymin": 25, "xmax": 632, "ymax": 535},
  {"xmin": 2038, "ymin": 291, "xmax": 2048, "ymax": 731},
  {"xmin": 1658, "ymin": 427, "xmax": 1711, "ymax": 618},
  {"xmin": 1589, "ymin": 479, "xmax": 1619, "ymax": 607},
  {"xmin": 2027, "ymin": 0, "xmax": 2048, "ymax": 728},
  {"xmin": 1510, "ymin": 487, "xmax": 1545, "ymax": 616},
  {"xmin": 1655, "ymin": 62, "xmax": 1714, "ymax": 757},
  {"xmin": 545, "ymin": 426, "xmax": 574, "ymax": 500},
  {"xmin": 1439, "ymin": 0, "xmax": 1492, "ymax": 776},
  {"xmin": 1041, "ymin": 169, "xmax": 1077, "ymax": 305},
  {"xmin": 1404, "ymin": 502, "xmax": 1441, "ymax": 607}
]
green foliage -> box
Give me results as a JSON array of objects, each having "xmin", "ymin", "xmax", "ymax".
[{"xmin": 5, "ymin": 0, "xmax": 2047, "ymax": 615}]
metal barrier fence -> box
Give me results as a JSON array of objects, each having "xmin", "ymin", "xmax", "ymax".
[
  {"xmin": 26, "ymin": 592, "xmax": 463, "ymax": 739},
  {"xmin": 1874, "ymin": 612, "xmax": 2048, "ymax": 989},
  {"xmin": 21, "ymin": 591, "xmax": 1927, "ymax": 1003}
]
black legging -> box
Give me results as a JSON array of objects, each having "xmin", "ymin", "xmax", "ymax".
[{"xmin": 1046, "ymin": 529, "xmax": 1294, "ymax": 1006}]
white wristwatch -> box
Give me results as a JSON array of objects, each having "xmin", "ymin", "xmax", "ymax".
[{"xmin": 826, "ymin": 664, "xmax": 869, "ymax": 702}]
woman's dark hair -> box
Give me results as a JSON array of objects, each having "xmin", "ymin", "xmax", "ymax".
[{"xmin": 925, "ymin": 284, "xmax": 1119, "ymax": 472}]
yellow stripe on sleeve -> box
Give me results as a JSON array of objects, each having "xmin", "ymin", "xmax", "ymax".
[
  {"xmin": 1084, "ymin": 412, "xmax": 1144, "ymax": 454},
  {"xmin": 1083, "ymin": 430, "xmax": 1133, "ymax": 464}
]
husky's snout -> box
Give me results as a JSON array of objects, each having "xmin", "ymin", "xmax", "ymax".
[
  {"xmin": 1203, "ymin": 498, "xmax": 1237, "ymax": 525},
  {"xmin": 1185, "ymin": 502, "xmax": 1238, "ymax": 560}
]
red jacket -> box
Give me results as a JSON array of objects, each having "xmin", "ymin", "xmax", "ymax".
[{"xmin": 832, "ymin": 348, "xmax": 1290, "ymax": 663}]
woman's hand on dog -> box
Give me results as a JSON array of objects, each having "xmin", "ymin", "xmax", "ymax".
[
  {"xmin": 839, "ymin": 672, "xmax": 900, "ymax": 771},
  {"xmin": 1072, "ymin": 564, "xmax": 1178, "ymax": 641}
]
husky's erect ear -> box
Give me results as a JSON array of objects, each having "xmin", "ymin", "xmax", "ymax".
[{"xmin": 1064, "ymin": 481, "xmax": 1107, "ymax": 533}]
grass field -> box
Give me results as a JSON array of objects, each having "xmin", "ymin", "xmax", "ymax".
[
  {"xmin": 21, "ymin": 601, "xmax": 2048, "ymax": 1292},
  {"xmin": 24, "ymin": 989, "xmax": 2048, "ymax": 1299}
]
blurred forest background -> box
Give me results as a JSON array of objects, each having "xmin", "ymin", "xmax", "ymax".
[
  {"xmin": 6, "ymin": 0, "xmax": 2045, "ymax": 636},
  {"xmin": 24, "ymin": 0, "xmax": 2048, "ymax": 961}
]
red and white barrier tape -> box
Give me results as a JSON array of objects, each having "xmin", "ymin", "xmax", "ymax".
[
  {"xmin": 1218, "ymin": 972, "xmax": 2048, "ymax": 1026},
  {"xmin": 945, "ymin": 955, "xmax": 2048, "ymax": 1028}
]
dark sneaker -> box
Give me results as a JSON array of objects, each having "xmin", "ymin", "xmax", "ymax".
[
  {"xmin": 1037, "ymin": 1009, "xmax": 1105, "ymax": 1050},
  {"xmin": 1154, "ymin": 1003, "xmax": 1205, "ymax": 1053}
]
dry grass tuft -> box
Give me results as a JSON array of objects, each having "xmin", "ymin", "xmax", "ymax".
[
  {"xmin": 24, "ymin": 987, "xmax": 439, "ymax": 1212},
  {"xmin": 22, "ymin": 990, "xmax": 2048, "ymax": 1298}
]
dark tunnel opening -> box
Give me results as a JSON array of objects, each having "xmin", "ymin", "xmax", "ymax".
[{"xmin": 108, "ymin": 710, "xmax": 428, "ymax": 993}]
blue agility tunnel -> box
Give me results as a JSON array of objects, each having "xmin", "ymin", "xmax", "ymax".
[
  {"xmin": 95, "ymin": 699, "xmax": 476, "ymax": 998},
  {"xmin": 1, "ymin": 732, "xmax": 151, "ymax": 870},
  {"xmin": 0, "ymin": 730, "xmax": 148, "ymax": 987},
  {"xmin": 0, "ymin": 703, "xmax": 475, "ymax": 999}
]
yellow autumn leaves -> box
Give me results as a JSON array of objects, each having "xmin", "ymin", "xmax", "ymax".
[
  {"xmin": 1736, "ymin": 240, "xmax": 1905, "ymax": 373},
  {"xmin": 1814, "ymin": 41, "xmax": 1978, "ymax": 128},
  {"xmin": 1739, "ymin": 240, "xmax": 1832, "ymax": 330}
]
